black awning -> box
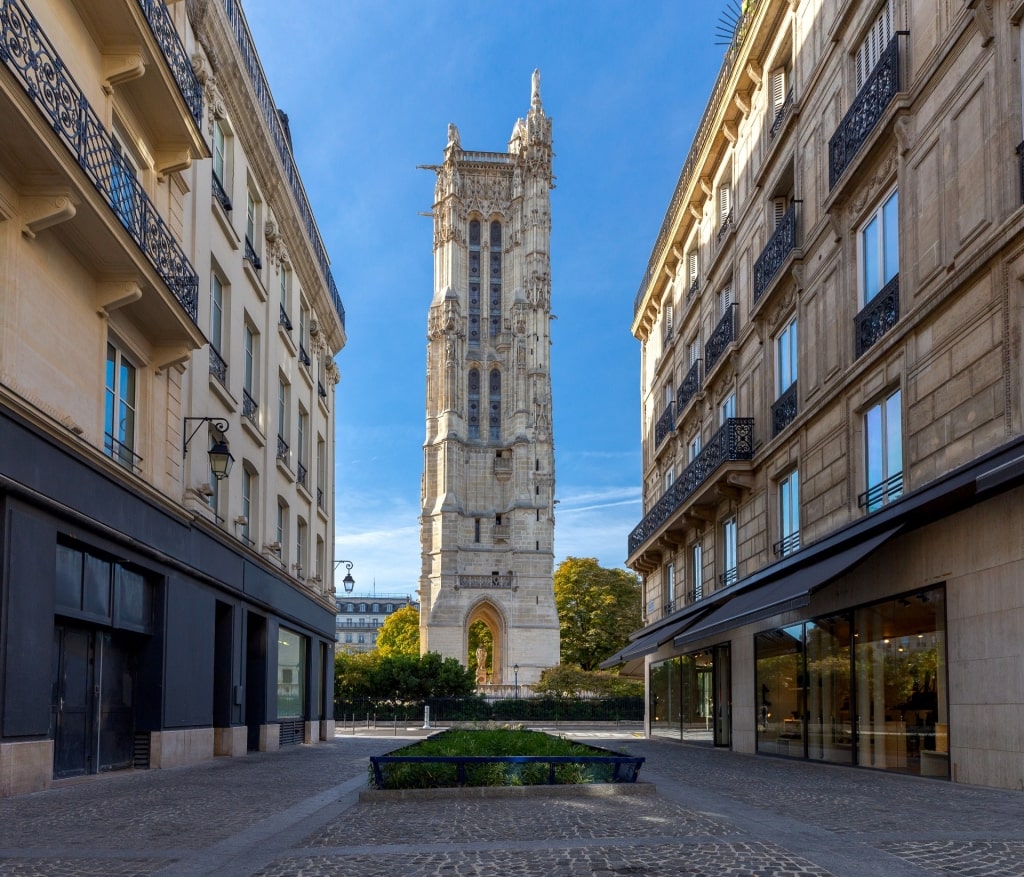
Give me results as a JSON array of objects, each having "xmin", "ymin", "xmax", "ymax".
[
  {"xmin": 673, "ymin": 525, "xmax": 901, "ymax": 649},
  {"xmin": 599, "ymin": 602, "xmax": 716, "ymax": 669}
]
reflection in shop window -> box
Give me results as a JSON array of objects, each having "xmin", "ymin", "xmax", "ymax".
[{"xmin": 277, "ymin": 628, "xmax": 306, "ymax": 719}]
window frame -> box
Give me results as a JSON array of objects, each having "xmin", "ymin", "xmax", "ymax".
[
  {"xmin": 104, "ymin": 341, "xmax": 139, "ymax": 468},
  {"xmin": 776, "ymin": 316, "xmax": 798, "ymax": 397},
  {"xmin": 859, "ymin": 188, "xmax": 899, "ymax": 306}
]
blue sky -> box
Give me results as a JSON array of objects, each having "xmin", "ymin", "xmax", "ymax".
[{"xmin": 240, "ymin": 0, "xmax": 731, "ymax": 597}]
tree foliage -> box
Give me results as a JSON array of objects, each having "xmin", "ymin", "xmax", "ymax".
[
  {"xmin": 335, "ymin": 650, "xmax": 475, "ymax": 705},
  {"xmin": 375, "ymin": 604, "xmax": 420, "ymax": 657},
  {"xmin": 554, "ymin": 557, "xmax": 642, "ymax": 671},
  {"xmin": 533, "ymin": 664, "xmax": 644, "ymax": 698}
]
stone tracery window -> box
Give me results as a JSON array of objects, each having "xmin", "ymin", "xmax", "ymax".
[
  {"xmin": 468, "ymin": 220, "xmax": 481, "ymax": 347},
  {"xmin": 489, "ymin": 368, "xmax": 501, "ymax": 441},
  {"xmin": 489, "ymin": 221, "xmax": 502, "ymax": 337},
  {"xmin": 468, "ymin": 368, "xmax": 480, "ymax": 439}
]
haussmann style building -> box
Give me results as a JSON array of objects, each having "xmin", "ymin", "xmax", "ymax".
[
  {"xmin": 0, "ymin": 0, "xmax": 345, "ymax": 795},
  {"xmin": 418, "ymin": 72, "xmax": 560, "ymax": 687},
  {"xmin": 610, "ymin": 0, "xmax": 1024, "ymax": 790}
]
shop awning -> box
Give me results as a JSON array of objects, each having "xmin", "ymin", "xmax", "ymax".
[
  {"xmin": 673, "ymin": 525, "xmax": 902, "ymax": 649},
  {"xmin": 599, "ymin": 601, "xmax": 716, "ymax": 670}
]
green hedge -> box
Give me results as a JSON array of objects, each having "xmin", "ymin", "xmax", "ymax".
[{"xmin": 335, "ymin": 695, "xmax": 643, "ymax": 724}]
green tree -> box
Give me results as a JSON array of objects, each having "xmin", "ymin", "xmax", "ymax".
[
  {"xmin": 554, "ymin": 557, "xmax": 642, "ymax": 671},
  {"xmin": 534, "ymin": 664, "xmax": 644, "ymax": 698},
  {"xmin": 376, "ymin": 604, "xmax": 420, "ymax": 657},
  {"xmin": 335, "ymin": 650, "xmax": 475, "ymax": 704}
]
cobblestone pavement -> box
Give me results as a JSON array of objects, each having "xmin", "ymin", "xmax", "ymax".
[{"xmin": 0, "ymin": 729, "xmax": 1021, "ymax": 876}]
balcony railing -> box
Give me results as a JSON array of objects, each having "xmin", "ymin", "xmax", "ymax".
[
  {"xmin": 245, "ymin": 237, "xmax": 262, "ymax": 271},
  {"xmin": 628, "ymin": 418, "xmax": 754, "ymax": 556},
  {"xmin": 1, "ymin": 0, "xmax": 198, "ymax": 322},
  {"xmin": 1017, "ymin": 141, "xmax": 1024, "ymax": 205},
  {"xmin": 318, "ymin": 380, "xmax": 328, "ymax": 401},
  {"xmin": 655, "ymin": 402, "xmax": 675, "ymax": 447},
  {"xmin": 716, "ymin": 208, "xmax": 735, "ymax": 245},
  {"xmin": 104, "ymin": 433, "xmax": 143, "ymax": 473},
  {"xmin": 242, "ymin": 389, "xmax": 259, "ymax": 428},
  {"xmin": 209, "ymin": 346, "xmax": 227, "ymax": 387},
  {"xmin": 829, "ymin": 35, "xmax": 901, "ymax": 189},
  {"xmin": 299, "ymin": 343, "xmax": 311, "ymax": 367},
  {"xmin": 457, "ymin": 575, "xmax": 513, "ymax": 590},
  {"xmin": 493, "ymin": 524, "xmax": 511, "ymax": 540},
  {"xmin": 773, "ymin": 531, "xmax": 801, "ymax": 558},
  {"xmin": 858, "ymin": 471, "xmax": 903, "ymax": 512},
  {"xmin": 220, "ymin": 0, "xmax": 345, "ymax": 329},
  {"xmin": 753, "ymin": 204, "xmax": 797, "ymax": 302},
  {"xmin": 705, "ymin": 304, "xmax": 737, "ymax": 374},
  {"xmin": 276, "ymin": 435, "xmax": 289, "ymax": 465},
  {"xmin": 296, "ymin": 461, "xmax": 307, "ymax": 489},
  {"xmin": 855, "ymin": 274, "xmax": 899, "ymax": 359},
  {"xmin": 719, "ymin": 567, "xmax": 738, "ymax": 588},
  {"xmin": 212, "ymin": 172, "xmax": 232, "ymax": 212},
  {"xmin": 676, "ymin": 360, "xmax": 701, "ymax": 415},
  {"xmin": 278, "ymin": 304, "xmax": 293, "ymax": 332},
  {"xmin": 136, "ymin": 0, "xmax": 203, "ymax": 126},
  {"xmin": 317, "ymin": 487, "xmax": 324, "ymax": 509},
  {"xmin": 772, "ymin": 381, "xmax": 798, "ymax": 437},
  {"xmin": 769, "ymin": 87, "xmax": 794, "ymax": 140},
  {"xmin": 687, "ymin": 278, "xmax": 700, "ymax": 303}
]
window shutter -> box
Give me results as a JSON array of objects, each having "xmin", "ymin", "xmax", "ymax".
[
  {"xmin": 771, "ymin": 68, "xmax": 786, "ymax": 112},
  {"xmin": 772, "ymin": 197, "xmax": 787, "ymax": 229},
  {"xmin": 720, "ymin": 284, "xmax": 734, "ymax": 315},
  {"xmin": 688, "ymin": 250, "xmax": 698, "ymax": 283},
  {"xmin": 688, "ymin": 339, "xmax": 700, "ymax": 366},
  {"xmin": 664, "ymin": 303, "xmax": 673, "ymax": 336},
  {"xmin": 719, "ymin": 184, "xmax": 731, "ymax": 223}
]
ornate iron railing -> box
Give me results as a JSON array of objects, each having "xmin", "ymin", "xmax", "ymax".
[
  {"xmin": 769, "ymin": 87, "xmax": 794, "ymax": 140},
  {"xmin": 216, "ymin": 0, "xmax": 345, "ymax": 329},
  {"xmin": 676, "ymin": 359, "xmax": 701, "ymax": 414},
  {"xmin": 705, "ymin": 304, "xmax": 737, "ymax": 374},
  {"xmin": 858, "ymin": 471, "xmax": 903, "ymax": 512},
  {"xmin": 654, "ymin": 402, "xmax": 675, "ymax": 447},
  {"xmin": 278, "ymin": 305, "xmax": 292, "ymax": 333},
  {"xmin": 0, "ymin": 0, "xmax": 199, "ymax": 322},
  {"xmin": 855, "ymin": 274, "xmax": 899, "ymax": 359},
  {"xmin": 245, "ymin": 237, "xmax": 262, "ymax": 270},
  {"xmin": 242, "ymin": 388, "xmax": 259, "ymax": 428},
  {"xmin": 829, "ymin": 36, "xmax": 901, "ymax": 189},
  {"xmin": 318, "ymin": 380, "xmax": 328, "ymax": 401},
  {"xmin": 276, "ymin": 434, "xmax": 289, "ymax": 465},
  {"xmin": 212, "ymin": 171, "xmax": 232, "ymax": 212},
  {"xmin": 135, "ymin": 0, "xmax": 202, "ymax": 126},
  {"xmin": 687, "ymin": 278, "xmax": 700, "ymax": 303},
  {"xmin": 299, "ymin": 343, "xmax": 311, "ymax": 367},
  {"xmin": 296, "ymin": 461, "xmax": 307, "ymax": 488},
  {"xmin": 1017, "ymin": 141, "xmax": 1024, "ymax": 205},
  {"xmin": 716, "ymin": 208, "xmax": 735, "ymax": 246},
  {"xmin": 633, "ymin": 0, "xmax": 766, "ymax": 316},
  {"xmin": 209, "ymin": 346, "xmax": 227, "ymax": 386},
  {"xmin": 773, "ymin": 531, "xmax": 800, "ymax": 558},
  {"xmin": 457, "ymin": 574, "xmax": 513, "ymax": 589},
  {"xmin": 753, "ymin": 204, "xmax": 797, "ymax": 302},
  {"xmin": 772, "ymin": 381, "xmax": 798, "ymax": 437},
  {"xmin": 104, "ymin": 432, "xmax": 144, "ymax": 473},
  {"xmin": 628, "ymin": 418, "xmax": 754, "ymax": 556}
]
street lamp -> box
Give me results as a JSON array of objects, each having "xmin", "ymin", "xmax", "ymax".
[
  {"xmin": 182, "ymin": 417, "xmax": 234, "ymax": 480},
  {"xmin": 334, "ymin": 560, "xmax": 355, "ymax": 593},
  {"xmin": 513, "ymin": 663, "xmax": 519, "ymax": 699}
]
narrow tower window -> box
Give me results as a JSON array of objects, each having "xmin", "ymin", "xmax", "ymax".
[
  {"xmin": 489, "ymin": 368, "xmax": 501, "ymax": 441},
  {"xmin": 468, "ymin": 220, "xmax": 481, "ymax": 347},
  {"xmin": 489, "ymin": 221, "xmax": 502, "ymax": 336},
  {"xmin": 468, "ymin": 368, "xmax": 480, "ymax": 439}
]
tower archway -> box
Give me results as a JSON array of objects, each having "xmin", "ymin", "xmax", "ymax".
[{"xmin": 465, "ymin": 599, "xmax": 505, "ymax": 685}]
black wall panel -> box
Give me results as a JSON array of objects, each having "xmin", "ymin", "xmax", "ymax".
[{"xmin": 163, "ymin": 576, "xmax": 215, "ymax": 728}]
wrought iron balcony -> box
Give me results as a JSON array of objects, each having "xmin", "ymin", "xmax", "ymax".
[
  {"xmin": 705, "ymin": 304, "xmax": 737, "ymax": 375},
  {"xmin": 628, "ymin": 418, "xmax": 754, "ymax": 556},
  {"xmin": 212, "ymin": 172, "xmax": 232, "ymax": 212},
  {"xmin": 0, "ymin": 0, "xmax": 198, "ymax": 322},
  {"xmin": 676, "ymin": 359, "xmax": 701, "ymax": 415},
  {"xmin": 245, "ymin": 237, "xmax": 262, "ymax": 271},
  {"xmin": 662, "ymin": 597, "xmax": 680, "ymax": 615},
  {"xmin": 299, "ymin": 343, "xmax": 311, "ymax": 367},
  {"xmin": 105, "ymin": 433, "xmax": 143, "ymax": 473},
  {"xmin": 209, "ymin": 346, "xmax": 227, "ymax": 387},
  {"xmin": 1017, "ymin": 141, "xmax": 1024, "ymax": 205},
  {"xmin": 276, "ymin": 435, "xmax": 290, "ymax": 465},
  {"xmin": 220, "ymin": 0, "xmax": 345, "ymax": 329},
  {"xmin": 318, "ymin": 380, "xmax": 328, "ymax": 401},
  {"xmin": 772, "ymin": 381, "xmax": 798, "ymax": 437},
  {"xmin": 829, "ymin": 36, "xmax": 901, "ymax": 189},
  {"xmin": 719, "ymin": 567, "xmax": 738, "ymax": 588},
  {"xmin": 242, "ymin": 389, "xmax": 259, "ymax": 428},
  {"xmin": 317, "ymin": 487, "xmax": 324, "ymax": 509},
  {"xmin": 655, "ymin": 402, "xmax": 675, "ymax": 447},
  {"xmin": 716, "ymin": 208, "xmax": 735, "ymax": 245},
  {"xmin": 753, "ymin": 204, "xmax": 798, "ymax": 303},
  {"xmin": 855, "ymin": 274, "xmax": 899, "ymax": 359},
  {"xmin": 279, "ymin": 304, "xmax": 292, "ymax": 332},
  {"xmin": 457, "ymin": 574, "xmax": 513, "ymax": 590},
  {"xmin": 296, "ymin": 461, "xmax": 308, "ymax": 489},
  {"xmin": 687, "ymin": 278, "xmax": 700, "ymax": 303},
  {"xmin": 135, "ymin": 0, "xmax": 203, "ymax": 126},
  {"xmin": 858, "ymin": 471, "xmax": 903, "ymax": 512},
  {"xmin": 769, "ymin": 88, "xmax": 794, "ymax": 140},
  {"xmin": 773, "ymin": 531, "xmax": 801, "ymax": 558}
]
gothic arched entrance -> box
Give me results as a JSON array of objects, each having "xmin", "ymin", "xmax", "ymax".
[{"xmin": 466, "ymin": 600, "xmax": 504, "ymax": 686}]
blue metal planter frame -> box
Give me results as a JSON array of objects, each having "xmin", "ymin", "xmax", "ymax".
[{"xmin": 369, "ymin": 754, "xmax": 645, "ymax": 789}]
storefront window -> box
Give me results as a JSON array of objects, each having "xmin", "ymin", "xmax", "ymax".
[
  {"xmin": 649, "ymin": 651, "xmax": 718, "ymax": 743},
  {"xmin": 806, "ymin": 614, "xmax": 852, "ymax": 763},
  {"xmin": 649, "ymin": 658, "xmax": 681, "ymax": 739},
  {"xmin": 755, "ymin": 624, "xmax": 805, "ymax": 756},
  {"xmin": 277, "ymin": 628, "xmax": 307, "ymax": 719}
]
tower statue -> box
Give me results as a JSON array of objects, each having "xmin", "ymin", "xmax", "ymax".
[{"xmin": 419, "ymin": 71, "xmax": 559, "ymax": 687}]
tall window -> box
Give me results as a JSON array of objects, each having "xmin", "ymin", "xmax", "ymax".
[
  {"xmin": 691, "ymin": 543, "xmax": 703, "ymax": 602},
  {"xmin": 246, "ymin": 190, "xmax": 257, "ymax": 249},
  {"xmin": 104, "ymin": 342, "xmax": 137, "ymax": 468},
  {"xmin": 663, "ymin": 301, "xmax": 674, "ymax": 342},
  {"xmin": 777, "ymin": 317, "xmax": 797, "ymax": 396},
  {"xmin": 279, "ymin": 266, "xmax": 290, "ymax": 322},
  {"xmin": 687, "ymin": 250, "xmax": 699, "ymax": 288},
  {"xmin": 770, "ymin": 65, "xmax": 788, "ymax": 117},
  {"xmin": 110, "ymin": 136, "xmax": 139, "ymax": 231},
  {"xmin": 719, "ymin": 182, "xmax": 732, "ymax": 227},
  {"xmin": 468, "ymin": 220, "xmax": 481, "ymax": 346},
  {"xmin": 855, "ymin": 0, "xmax": 894, "ymax": 90},
  {"xmin": 316, "ymin": 436, "xmax": 326, "ymax": 507},
  {"xmin": 276, "ymin": 500, "xmax": 287, "ymax": 560},
  {"xmin": 488, "ymin": 369, "xmax": 501, "ymax": 441},
  {"xmin": 315, "ymin": 536, "xmax": 325, "ymax": 583},
  {"xmin": 295, "ymin": 518, "xmax": 307, "ymax": 578},
  {"xmin": 467, "ymin": 368, "xmax": 480, "ymax": 439},
  {"xmin": 718, "ymin": 283, "xmax": 734, "ymax": 317},
  {"xmin": 864, "ymin": 388, "xmax": 902, "ymax": 511},
  {"xmin": 489, "ymin": 220, "xmax": 502, "ymax": 336},
  {"xmin": 665, "ymin": 563, "xmax": 676, "ymax": 610},
  {"xmin": 861, "ymin": 190, "xmax": 898, "ymax": 303},
  {"xmin": 211, "ymin": 274, "xmax": 225, "ymax": 355},
  {"xmin": 212, "ymin": 121, "xmax": 228, "ymax": 188},
  {"xmin": 663, "ymin": 464, "xmax": 675, "ymax": 494},
  {"xmin": 297, "ymin": 407, "xmax": 309, "ymax": 485},
  {"xmin": 277, "ymin": 379, "xmax": 289, "ymax": 463},
  {"xmin": 241, "ymin": 466, "xmax": 255, "ymax": 545},
  {"xmin": 688, "ymin": 432, "xmax": 702, "ymax": 462},
  {"xmin": 719, "ymin": 391, "xmax": 736, "ymax": 424},
  {"xmin": 688, "ymin": 337, "xmax": 701, "ymax": 367},
  {"xmin": 778, "ymin": 470, "xmax": 800, "ymax": 556},
  {"xmin": 722, "ymin": 517, "xmax": 738, "ymax": 587}
]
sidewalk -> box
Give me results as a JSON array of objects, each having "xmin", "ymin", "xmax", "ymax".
[{"xmin": 0, "ymin": 729, "xmax": 1019, "ymax": 876}]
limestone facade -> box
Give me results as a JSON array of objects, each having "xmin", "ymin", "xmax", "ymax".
[
  {"xmin": 0, "ymin": 0, "xmax": 344, "ymax": 794},
  {"xmin": 420, "ymin": 73, "xmax": 560, "ymax": 685},
  {"xmin": 621, "ymin": 0, "xmax": 1024, "ymax": 790}
]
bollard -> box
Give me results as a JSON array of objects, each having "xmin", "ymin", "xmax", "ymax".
[
  {"xmin": 393, "ymin": 715, "xmax": 398, "ymax": 736},
  {"xmin": 423, "ymin": 705, "xmax": 432, "ymax": 729}
]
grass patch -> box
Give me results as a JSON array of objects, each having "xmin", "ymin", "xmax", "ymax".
[{"xmin": 369, "ymin": 728, "xmax": 632, "ymax": 789}]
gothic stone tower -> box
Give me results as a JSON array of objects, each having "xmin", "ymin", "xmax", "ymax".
[{"xmin": 420, "ymin": 71, "xmax": 559, "ymax": 686}]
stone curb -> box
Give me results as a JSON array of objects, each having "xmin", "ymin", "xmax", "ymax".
[{"xmin": 358, "ymin": 781, "xmax": 657, "ymax": 802}]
